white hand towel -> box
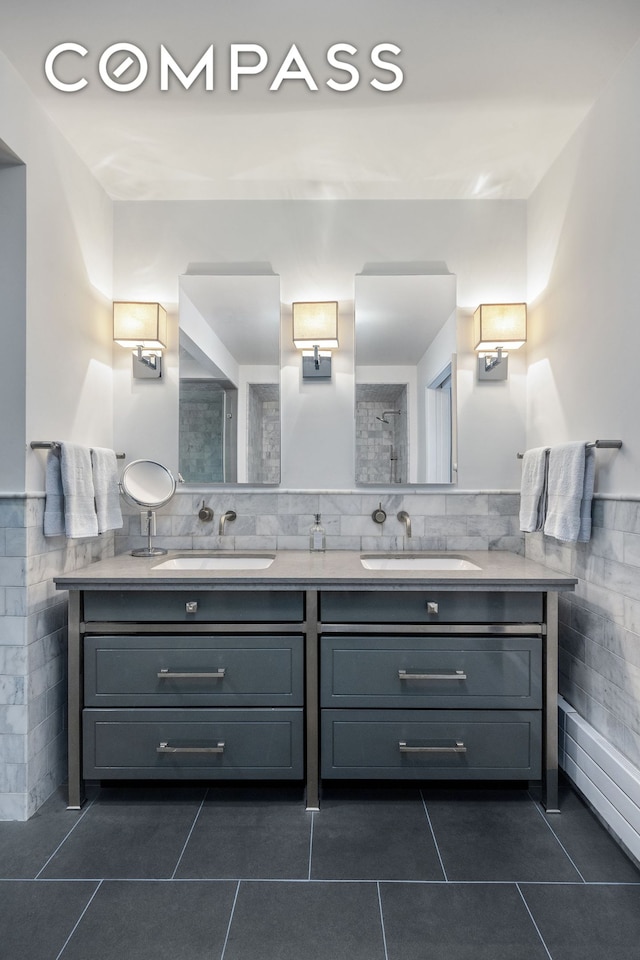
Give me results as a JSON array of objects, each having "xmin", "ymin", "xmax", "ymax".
[
  {"xmin": 519, "ymin": 447, "xmax": 549, "ymax": 532},
  {"xmin": 60, "ymin": 442, "xmax": 99, "ymax": 538},
  {"xmin": 43, "ymin": 449, "xmax": 65, "ymax": 537},
  {"xmin": 543, "ymin": 442, "xmax": 593, "ymax": 543},
  {"xmin": 91, "ymin": 447, "xmax": 123, "ymax": 534}
]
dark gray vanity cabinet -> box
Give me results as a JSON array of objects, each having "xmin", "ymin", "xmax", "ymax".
[
  {"xmin": 64, "ymin": 580, "xmax": 560, "ymax": 813},
  {"xmin": 318, "ymin": 590, "xmax": 547, "ymax": 783},
  {"xmin": 73, "ymin": 590, "xmax": 306, "ymax": 796}
]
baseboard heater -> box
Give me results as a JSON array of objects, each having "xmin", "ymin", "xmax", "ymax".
[{"xmin": 558, "ymin": 695, "xmax": 640, "ymax": 866}]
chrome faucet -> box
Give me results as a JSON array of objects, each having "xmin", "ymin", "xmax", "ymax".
[
  {"xmin": 397, "ymin": 510, "xmax": 411, "ymax": 539},
  {"xmin": 219, "ymin": 510, "xmax": 237, "ymax": 535}
]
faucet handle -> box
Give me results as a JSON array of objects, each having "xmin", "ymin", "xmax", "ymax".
[
  {"xmin": 371, "ymin": 502, "xmax": 387, "ymax": 524},
  {"xmin": 198, "ymin": 501, "xmax": 214, "ymax": 522}
]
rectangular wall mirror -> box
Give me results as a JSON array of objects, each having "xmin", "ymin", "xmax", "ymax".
[
  {"xmin": 354, "ymin": 271, "xmax": 458, "ymax": 485},
  {"xmin": 179, "ymin": 272, "xmax": 281, "ymax": 484}
]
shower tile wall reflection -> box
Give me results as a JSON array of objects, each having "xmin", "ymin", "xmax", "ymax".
[
  {"xmin": 179, "ymin": 380, "xmax": 225, "ymax": 483},
  {"xmin": 355, "ymin": 384, "xmax": 408, "ymax": 484},
  {"xmin": 247, "ymin": 384, "xmax": 280, "ymax": 484}
]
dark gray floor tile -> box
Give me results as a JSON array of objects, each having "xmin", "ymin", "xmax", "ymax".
[
  {"xmin": 542, "ymin": 786, "xmax": 640, "ymax": 882},
  {"xmin": 311, "ymin": 784, "xmax": 444, "ymax": 880},
  {"xmin": 0, "ymin": 880, "xmax": 98, "ymax": 960},
  {"xmin": 58, "ymin": 880, "xmax": 237, "ymax": 960},
  {"xmin": 422, "ymin": 786, "xmax": 581, "ymax": 881},
  {"xmin": 520, "ymin": 883, "xmax": 640, "ymax": 960},
  {"xmin": 380, "ymin": 882, "xmax": 550, "ymax": 960},
  {"xmin": 0, "ymin": 785, "xmax": 98, "ymax": 879},
  {"xmin": 175, "ymin": 784, "xmax": 312, "ymax": 879},
  {"xmin": 39, "ymin": 784, "xmax": 207, "ymax": 879},
  {"xmin": 224, "ymin": 880, "xmax": 386, "ymax": 960}
]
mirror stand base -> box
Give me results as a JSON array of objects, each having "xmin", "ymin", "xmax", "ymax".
[{"xmin": 131, "ymin": 547, "xmax": 168, "ymax": 557}]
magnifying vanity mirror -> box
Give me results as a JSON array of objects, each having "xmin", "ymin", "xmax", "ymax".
[
  {"xmin": 178, "ymin": 271, "xmax": 281, "ymax": 484},
  {"xmin": 354, "ymin": 270, "xmax": 458, "ymax": 484},
  {"xmin": 120, "ymin": 459, "xmax": 177, "ymax": 556}
]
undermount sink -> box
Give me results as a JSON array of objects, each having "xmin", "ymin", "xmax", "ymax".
[
  {"xmin": 153, "ymin": 555, "xmax": 276, "ymax": 571},
  {"xmin": 360, "ymin": 555, "xmax": 482, "ymax": 571}
]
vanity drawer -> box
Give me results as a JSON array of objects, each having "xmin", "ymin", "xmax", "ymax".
[
  {"xmin": 321, "ymin": 635, "xmax": 542, "ymax": 708},
  {"xmin": 319, "ymin": 591, "xmax": 542, "ymax": 624},
  {"xmin": 321, "ymin": 709, "xmax": 541, "ymax": 779},
  {"xmin": 83, "ymin": 590, "xmax": 304, "ymax": 623},
  {"xmin": 84, "ymin": 635, "xmax": 304, "ymax": 707},
  {"xmin": 83, "ymin": 708, "xmax": 304, "ymax": 779}
]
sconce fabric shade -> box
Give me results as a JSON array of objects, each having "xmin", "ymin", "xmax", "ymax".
[
  {"xmin": 113, "ymin": 302, "xmax": 167, "ymax": 349},
  {"xmin": 292, "ymin": 301, "xmax": 339, "ymax": 349},
  {"xmin": 474, "ymin": 303, "xmax": 527, "ymax": 351}
]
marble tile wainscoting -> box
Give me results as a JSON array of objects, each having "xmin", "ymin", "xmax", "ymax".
[
  {"xmin": 526, "ymin": 496, "xmax": 640, "ymax": 863},
  {"xmin": 115, "ymin": 489, "xmax": 524, "ymax": 556},
  {"xmin": 525, "ymin": 496, "xmax": 640, "ymax": 771},
  {"xmin": 0, "ymin": 496, "xmax": 114, "ymax": 821}
]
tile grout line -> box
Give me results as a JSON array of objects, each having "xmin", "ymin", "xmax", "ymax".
[
  {"xmin": 420, "ymin": 789, "xmax": 448, "ymax": 882},
  {"xmin": 376, "ymin": 881, "xmax": 390, "ymax": 960},
  {"xmin": 308, "ymin": 810, "xmax": 315, "ymax": 881},
  {"xmin": 170, "ymin": 788, "xmax": 209, "ymax": 880},
  {"xmin": 34, "ymin": 795, "xmax": 98, "ymax": 880},
  {"xmin": 528, "ymin": 791, "xmax": 587, "ymax": 883},
  {"xmin": 54, "ymin": 879, "xmax": 103, "ymax": 960},
  {"xmin": 219, "ymin": 879, "xmax": 241, "ymax": 960},
  {"xmin": 516, "ymin": 883, "xmax": 554, "ymax": 960}
]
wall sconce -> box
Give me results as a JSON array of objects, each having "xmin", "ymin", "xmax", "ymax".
[
  {"xmin": 113, "ymin": 302, "xmax": 167, "ymax": 379},
  {"xmin": 474, "ymin": 303, "xmax": 527, "ymax": 380},
  {"xmin": 292, "ymin": 301, "xmax": 339, "ymax": 380}
]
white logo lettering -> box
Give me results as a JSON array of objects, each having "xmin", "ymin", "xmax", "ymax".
[
  {"xmin": 230, "ymin": 44, "xmax": 268, "ymax": 91},
  {"xmin": 98, "ymin": 43, "xmax": 148, "ymax": 92},
  {"xmin": 160, "ymin": 45, "xmax": 215, "ymax": 91},
  {"xmin": 269, "ymin": 44, "xmax": 318, "ymax": 91},
  {"xmin": 326, "ymin": 43, "xmax": 359, "ymax": 92},
  {"xmin": 44, "ymin": 42, "xmax": 88, "ymax": 92},
  {"xmin": 370, "ymin": 43, "xmax": 403, "ymax": 91}
]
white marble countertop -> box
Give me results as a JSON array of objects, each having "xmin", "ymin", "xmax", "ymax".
[{"xmin": 54, "ymin": 550, "xmax": 577, "ymax": 592}]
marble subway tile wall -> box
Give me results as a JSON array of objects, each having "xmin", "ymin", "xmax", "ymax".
[
  {"xmin": 0, "ymin": 495, "xmax": 114, "ymax": 820},
  {"xmin": 247, "ymin": 385, "xmax": 280, "ymax": 484},
  {"xmin": 526, "ymin": 497, "xmax": 640, "ymax": 771},
  {"xmin": 115, "ymin": 490, "xmax": 524, "ymax": 556}
]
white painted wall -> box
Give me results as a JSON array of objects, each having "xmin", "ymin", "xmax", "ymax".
[
  {"xmin": 0, "ymin": 52, "xmax": 114, "ymax": 493},
  {"xmin": 113, "ymin": 199, "xmax": 528, "ymax": 489},
  {"xmin": 0, "ymin": 160, "xmax": 26, "ymax": 492},
  {"xmin": 527, "ymin": 39, "xmax": 640, "ymax": 495}
]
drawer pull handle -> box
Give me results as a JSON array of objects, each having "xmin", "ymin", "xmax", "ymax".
[
  {"xmin": 185, "ymin": 601, "xmax": 199, "ymax": 614},
  {"xmin": 426, "ymin": 602, "xmax": 439, "ymax": 614},
  {"xmin": 398, "ymin": 669, "xmax": 466, "ymax": 681},
  {"xmin": 157, "ymin": 668, "xmax": 226, "ymax": 680},
  {"xmin": 157, "ymin": 741, "xmax": 225, "ymax": 754},
  {"xmin": 399, "ymin": 740, "xmax": 466, "ymax": 754}
]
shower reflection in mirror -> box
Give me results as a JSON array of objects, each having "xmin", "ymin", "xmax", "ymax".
[
  {"xmin": 354, "ymin": 270, "xmax": 457, "ymax": 485},
  {"xmin": 178, "ymin": 272, "xmax": 281, "ymax": 485}
]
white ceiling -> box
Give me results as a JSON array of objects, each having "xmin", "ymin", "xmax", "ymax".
[{"xmin": 2, "ymin": 0, "xmax": 640, "ymax": 201}]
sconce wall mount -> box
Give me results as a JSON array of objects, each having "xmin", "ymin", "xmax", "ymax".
[
  {"xmin": 474, "ymin": 303, "xmax": 527, "ymax": 381},
  {"xmin": 113, "ymin": 301, "xmax": 167, "ymax": 380},
  {"xmin": 292, "ymin": 301, "xmax": 339, "ymax": 380}
]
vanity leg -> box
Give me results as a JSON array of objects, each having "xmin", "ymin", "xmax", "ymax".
[
  {"xmin": 66, "ymin": 591, "xmax": 85, "ymax": 810},
  {"xmin": 305, "ymin": 590, "xmax": 320, "ymax": 811},
  {"xmin": 543, "ymin": 591, "xmax": 560, "ymax": 813}
]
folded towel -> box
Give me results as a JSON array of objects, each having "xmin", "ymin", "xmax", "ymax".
[
  {"xmin": 91, "ymin": 447, "xmax": 123, "ymax": 534},
  {"xmin": 60, "ymin": 442, "xmax": 99, "ymax": 538},
  {"xmin": 543, "ymin": 442, "xmax": 594, "ymax": 543},
  {"xmin": 578, "ymin": 446, "xmax": 596, "ymax": 542},
  {"xmin": 43, "ymin": 449, "xmax": 65, "ymax": 537},
  {"xmin": 519, "ymin": 447, "xmax": 549, "ymax": 532}
]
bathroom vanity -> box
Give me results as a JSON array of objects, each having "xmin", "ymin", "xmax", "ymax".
[{"xmin": 55, "ymin": 550, "xmax": 576, "ymax": 812}]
